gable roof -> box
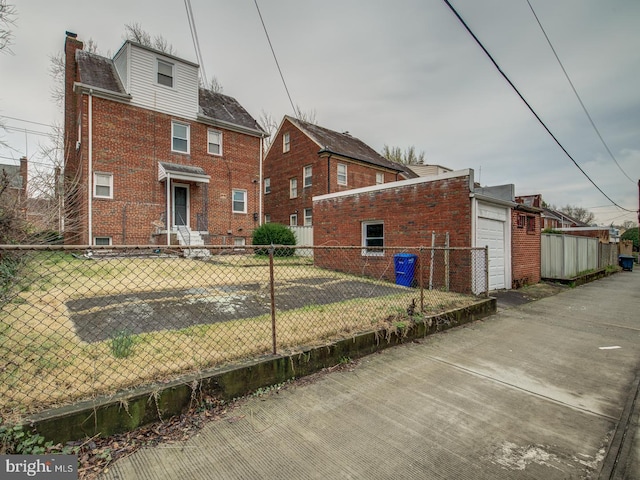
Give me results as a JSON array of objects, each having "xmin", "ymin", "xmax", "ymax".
[
  {"xmin": 76, "ymin": 50, "xmax": 127, "ymax": 95},
  {"xmin": 198, "ymin": 89, "xmax": 265, "ymax": 136},
  {"xmin": 285, "ymin": 116, "xmax": 416, "ymax": 177}
]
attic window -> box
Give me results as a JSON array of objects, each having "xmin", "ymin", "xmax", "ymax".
[
  {"xmin": 157, "ymin": 60, "xmax": 174, "ymax": 88},
  {"xmin": 283, "ymin": 132, "xmax": 290, "ymax": 153}
]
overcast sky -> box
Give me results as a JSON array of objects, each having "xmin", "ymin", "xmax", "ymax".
[{"xmin": 1, "ymin": 0, "xmax": 638, "ymax": 226}]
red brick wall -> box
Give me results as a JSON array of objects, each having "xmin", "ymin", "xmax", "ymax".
[
  {"xmin": 67, "ymin": 95, "xmax": 261, "ymax": 245},
  {"xmin": 313, "ymin": 175, "xmax": 475, "ymax": 292},
  {"xmin": 511, "ymin": 210, "xmax": 541, "ymax": 288},
  {"xmin": 263, "ymin": 118, "xmax": 399, "ymax": 225}
]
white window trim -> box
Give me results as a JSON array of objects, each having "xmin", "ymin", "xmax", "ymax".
[
  {"xmin": 303, "ymin": 165, "xmax": 312, "ymax": 188},
  {"xmin": 290, "ymin": 178, "xmax": 298, "ymax": 198},
  {"xmin": 93, "ymin": 172, "xmax": 113, "ymax": 199},
  {"xmin": 232, "ymin": 189, "xmax": 248, "ymax": 214},
  {"xmin": 264, "ymin": 177, "xmax": 271, "ymax": 194},
  {"xmin": 207, "ymin": 129, "xmax": 223, "ymax": 156},
  {"xmin": 94, "ymin": 237, "xmax": 112, "ymax": 246},
  {"xmin": 337, "ymin": 163, "xmax": 347, "ymax": 186},
  {"xmin": 376, "ymin": 172, "xmax": 384, "ymax": 185},
  {"xmin": 290, "ymin": 214, "xmax": 298, "ymax": 226},
  {"xmin": 172, "ymin": 121, "xmax": 190, "ymax": 154},
  {"xmin": 304, "ymin": 208, "xmax": 312, "ymax": 226},
  {"xmin": 156, "ymin": 59, "xmax": 175, "ymax": 88},
  {"xmin": 283, "ymin": 132, "xmax": 290, "ymax": 153},
  {"xmin": 362, "ymin": 221, "xmax": 384, "ymax": 256}
]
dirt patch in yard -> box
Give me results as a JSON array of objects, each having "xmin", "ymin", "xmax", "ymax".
[{"xmin": 68, "ymin": 277, "xmax": 411, "ymax": 342}]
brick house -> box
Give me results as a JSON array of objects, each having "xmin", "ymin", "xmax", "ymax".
[
  {"xmin": 512, "ymin": 195, "xmax": 542, "ymax": 288},
  {"xmin": 313, "ymin": 169, "xmax": 519, "ymax": 293},
  {"xmin": 262, "ymin": 115, "xmax": 415, "ymax": 226},
  {"xmin": 63, "ymin": 32, "xmax": 266, "ymax": 247}
]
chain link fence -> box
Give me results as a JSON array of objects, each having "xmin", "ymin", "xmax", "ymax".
[{"xmin": 0, "ymin": 244, "xmax": 488, "ymax": 421}]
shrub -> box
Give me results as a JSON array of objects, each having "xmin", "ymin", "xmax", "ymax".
[
  {"xmin": 110, "ymin": 329, "xmax": 135, "ymax": 358},
  {"xmin": 621, "ymin": 227, "xmax": 639, "ymax": 251},
  {"xmin": 252, "ymin": 223, "xmax": 296, "ymax": 257}
]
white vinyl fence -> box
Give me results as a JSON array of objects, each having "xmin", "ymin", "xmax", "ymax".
[
  {"xmin": 541, "ymin": 234, "xmax": 598, "ymax": 279},
  {"xmin": 289, "ymin": 226, "xmax": 313, "ymax": 257}
]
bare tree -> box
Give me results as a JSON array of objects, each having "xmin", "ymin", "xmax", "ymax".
[
  {"xmin": 558, "ymin": 205, "xmax": 595, "ymax": 225},
  {"xmin": 257, "ymin": 110, "xmax": 278, "ymax": 148},
  {"xmin": 294, "ymin": 105, "xmax": 317, "ymax": 124},
  {"xmin": 124, "ymin": 22, "xmax": 175, "ymax": 55},
  {"xmin": 381, "ymin": 145, "xmax": 425, "ymax": 165},
  {"xmin": 0, "ymin": 0, "xmax": 16, "ymax": 54}
]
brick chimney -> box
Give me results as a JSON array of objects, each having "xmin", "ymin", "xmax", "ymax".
[
  {"xmin": 64, "ymin": 31, "xmax": 83, "ymax": 167},
  {"xmin": 19, "ymin": 156, "xmax": 27, "ymax": 199}
]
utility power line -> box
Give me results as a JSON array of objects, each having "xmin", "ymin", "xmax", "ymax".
[
  {"xmin": 441, "ymin": 0, "xmax": 635, "ymax": 214},
  {"xmin": 526, "ymin": 0, "xmax": 635, "ymax": 184},
  {"xmin": 184, "ymin": 0, "xmax": 208, "ymax": 87},
  {"xmin": 0, "ymin": 115, "xmax": 56, "ymax": 129},
  {"xmin": 253, "ymin": 0, "xmax": 298, "ymax": 118}
]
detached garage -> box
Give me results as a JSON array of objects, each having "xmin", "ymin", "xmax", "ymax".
[
  {"xmin": 313, "ymin": 169, "xmax": 517, "ymax": 293},
  {"xmin": 473, "ymin": 198, "xmax": 514, "ymax": 291}
]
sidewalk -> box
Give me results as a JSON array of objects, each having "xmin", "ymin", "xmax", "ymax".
[{"xmin": 101, "ymin": 271, "xmax": 640, "ymax": 479}]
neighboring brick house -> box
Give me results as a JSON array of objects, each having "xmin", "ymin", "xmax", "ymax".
[
  {"xmin": 512, "ymin": 195, "xmax": 542, "ymax": 288},
  {"xmin": 313, "ymin": 169, "xmax": 518, "ymax": 293},
  {"xmin": 262, "ymin": 115, "xmax": 415, "ymax": 226},
  {"xmin": 63, "ymin": 32, "xmax": 266, "ymax": 247}
]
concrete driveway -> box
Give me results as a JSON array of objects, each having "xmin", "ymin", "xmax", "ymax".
[{"xmin": 101, "ymin": 270, "xmax": 640, "ymax": 479}]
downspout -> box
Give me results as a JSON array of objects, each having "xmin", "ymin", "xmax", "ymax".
[
  {"xmin": 326, "ymin": 154, "xmax": 332, "ymax": 194},
  {"xmin": 88, "ymin": 89, "xmax": 93, "ymax": 245},
  {"xmin": 259, "ymin": 137, "xmax": 263, "ymax": 225},
  {"xmin": 166, "ymin": 173, "xmax": 171, "ymax": 246}
]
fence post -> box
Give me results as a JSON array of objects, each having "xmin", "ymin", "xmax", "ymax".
[
  {"xmin": 444, "ymin": 232, "xmax": 450, "ymax": 291},
  {"xmin": 269, "ymin": 245, "xmax": 277, "ymax": 355},
  {"xmin": 429, "ymin": 231, "xmax": 435, "ymax": 290},
  {"xmin": 485, "ymin": 245, "xmax": 490, "ymax": 298},
  {"xmin": 419, "ymin": 247, "xmax": 424, "ymax": 312}
]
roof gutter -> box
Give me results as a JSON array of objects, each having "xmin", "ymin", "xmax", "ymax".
[
  {"xmin": 317, "ymin": 148, "xmax": 402, "ymax": 174},
  {"xmin": 197, "ymin": 114, "xmax": 267, "ymax": 138},
  {"xmin": 469, "ymin": 192, "xmax": 518, "ymax": 208},
  {"xmin": 73, "ymin": 82, "xmax": 132, "ymax": 103}
]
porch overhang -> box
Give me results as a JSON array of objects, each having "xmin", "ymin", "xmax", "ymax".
[{"xmin": 158, "ymin": 162, "xmax": 210, "ymax": 184}]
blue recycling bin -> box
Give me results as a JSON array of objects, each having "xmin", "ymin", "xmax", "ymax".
[
  {"xmin": 394, "ymin": 253, "xmax": 417, "ymax": 287},
  {"xmin": 619, "ymin": 255, "xmax": 634, "ymax": 271}
]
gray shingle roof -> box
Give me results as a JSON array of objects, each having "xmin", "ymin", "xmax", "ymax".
[
  {"xmin": 289, "ymin": 117, "xmax": 416, "ymax": 177},
  {"xmin": 198, "ymin": 89, "xmax": 264, "ymax": 134},
  {"xmin": 76, "ymin": 50, "xmax": 127, "ymax": 94}
]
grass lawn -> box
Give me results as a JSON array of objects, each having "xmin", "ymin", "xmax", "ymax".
[{"xmin": 0, "ymin": 251, "xmax": 477, "ymax": 421}]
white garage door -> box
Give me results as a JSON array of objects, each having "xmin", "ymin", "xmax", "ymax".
[{"xmin": 477, "ymin": 217, "xmax": 506, "ymax": 290}]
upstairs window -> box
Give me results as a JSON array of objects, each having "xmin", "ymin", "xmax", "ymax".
[
  {"xmin": 376, "ymin": 172, "xmax": 384, "ymax": 185},
  {"xmin": 94, "ymin": 172, "xmax": 113, "ymax": 199},
  {"xmin": 304, "ymin": 208, "xmax": 312, "ymax": 226},
  {"xmin": 526, "ymin": 216, "xmax": 536, "ymax": 234},
  {"xmin": 264, "ymin": 177, "xmax": 271, "ymax": 194},
  {"xmin": 290, "ymin": 178, "xmax": 298, "ymax": 198},
  {"xmin": 208, "ymin": 130, "xmax": 222, "ymax": 156},
  {"xmin": 303, "ymin": 165, "xmax": 312, "ymax": 188},
  {"xmin": 172, "ymin": 122, "xmax": 190, "ymax": 153},
  {"xmin": 232, "ymin": 189, "xmax": 247, "ymax": 213},
  {"xmin": 283, "ymin": 132, "xmax": 290, "ymax": 153},
  {"xmin": 157, "ymin": 60, "xmax": 174, "ymax": 88},
  {"xmin": 517, "ymin": 214, "xmax": 526, "ymax": 229},
  {"xmin": 337, "ymin": 163, "xmax": 347, "ymax": 185}
]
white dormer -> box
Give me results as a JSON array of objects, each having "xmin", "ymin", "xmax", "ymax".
[{"xmin": 113, "ymin": 41, "xmax": 199, "ymax": 120}]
